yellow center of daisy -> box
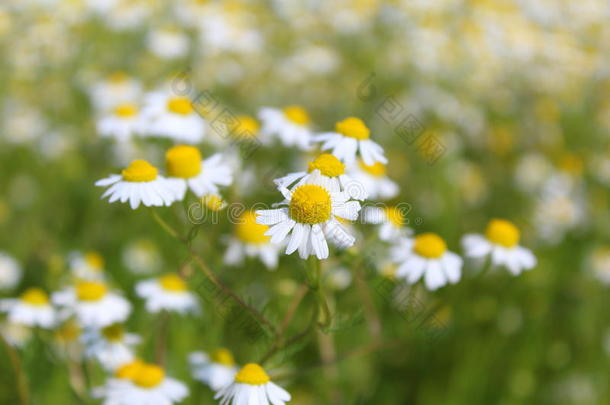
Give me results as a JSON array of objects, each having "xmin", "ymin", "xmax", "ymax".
[
  {"xmin": 289, "ymin": 184, "xmax": 332, "ymax": 224},
  {"xmin": 335, "ymin": 117, "xmax": 370, "ymax": 140},
  {"xmin": 283, "ymin": 105, "xmax": 310, "ymax": 126},
  {"xmin": 115, "ymin": 360, "xmax": 144, "ymax": 379},
  {"xmin": 236, "ymin": 115, "xmax": 260, "ymax": 137},
  {"xmin": 236, "ymin": 211, "xmax": 270, "ymax": 244},
  {"xmin": 85, "ymin": 251, "xmax": 104, "ymax": 270},
  {"xmin": 159, "ymin": 274, "xmax": 187, "ymax": 292},
  {"xmin": 308, "ymin": 154, "xmax": 345, "ymax": 177},
  {"xmin": 167, "ymin": 97, "xmax": 194, "ymax": 115},
  {"xmin": 211, "ymin": 348, "xmax": 235, "ymax": 366},
  {"xmin": 113, "ymin": 103, "xmax": 138, "ymax": 118},
  {"xmin": 413, "ymin": 233, "xmax": 447, "ymax": 259},
  {"xmin": 358, "ymin": 159, "xmax": 386, "ymax": 177},
  {"xmin": 234, "ymin": 363, "xmax": 270, "ymax": 385},
  {"xmin": 485, "ymin": 219, "xmax": 520, "ymax": 248},
  {"xmin": 202, "ymin": 195, "xmax": 226, "ymax": 211},
  {"xmin": 132, "ymin": 364, "xmax": 165, "ymax": 388},
  {"xmin": 21, "ymin": 288, "xmax": 49, "ymax": 306},
  {"xmin": 101, "ymin": 324, "xmax": 124, "ymax": 342},
  {"xmin": 108, "ymin": 72, "xmax": 128, "ymax": 83},
  {"xmin": 76, "ymin": 281, "xmax": 108, "ymax": 302},
  {"xmin": 385, "ymin": 206, "xmax": 405, "ymax": 227},
  {"xmin": 165, "ymin": 145, "xmax": 202, "ymax": 179},
  {"xmin": 121, "ymin": 160, "xmax": 158, "ymax": 182}
]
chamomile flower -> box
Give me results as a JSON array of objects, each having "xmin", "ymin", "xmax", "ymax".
[
  {"xmin": 96, "ymin": 103, "xmax": 141, "ymax": 141},
  {"xmin": 314, "ymin": 117, "xmax": 387, "ymax": 165},
  {"xmin": 122, "ymin": 239, "xmax": 162, "ymax": 275},
  {"xmin": 256, "ymin": 170, "xmax": 361, "ymax": 259},
  {"xmin": 215, "ymin": 363, "xmax": 291, "ymax": 405},
  {"xmin": 258, "ymin": 105, "xmax": 313, "ymax": 150},
  {"xmin": 224, "ymin": 210, "xmax": 282, "ymax": 270},
  {"xmin": 462, "ymin": 219, "xmax": 536, "ymax": 276},
  {"xmin": 164, "ymin": 145, "xmax": 233, "ymax": 200},
  {"xmin": 69, "ymin": 250, "xmax": 105, "ymax": 281},
  {"xmin": 95, "ymin": 159, "xmax": 176, "ymax": 209},
  {"xmin": 189, "ymin": 348, "xmax": 238, "ymax": 392},
  {"xmin": 146, "ymin": 27, "xmax": 190, "ymax": 60},
  {"xmin": 348, "ymin": 159, "xmax": 398, "ymax": 200},
  {"xmin": 140, "ymin": 91, "xmax": 206, "ymax": 143},
  {"xmin": 391, "ymin": 233, "xmax": 463, "ymax": 290},
  {"xmin": 82, "ymin": 323, "xmax": 141, "ymax": 371},
  {"xmin": 274, "ymin": 153, "xmax": 368, "ymax": 200},
  {"xmin": 89, "ymin": 72, "xmax": 142, "ymax": 112},
  {"xmin": 0, "ymin": 252, "xmax": 21, "ymax": 290},
  {"xmin": 362, "ymin": 205, "xmax": 413, "ymax": 242},
  {"xmin": 135, "ymin": 274, "xmax": 198, "ymax": 315},
  {"xmin": 0, "ymin": 288, "xmax": 56, "ymax": 328},
  {"xmin": 53, "ymin": 281, "xmax": 131, "ymax": 328}
]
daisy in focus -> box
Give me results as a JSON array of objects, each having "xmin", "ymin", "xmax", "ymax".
[
  {"xmin": 461, "ymin": 219, "xmax": 536, "ymax": 275},
  {"xmin": 362, "ymin": 205, "xmax": 413, "ymax": 242},
  {"xmin": 348, "ymin": 159, "xmax": 398, "ymax": 200},
  {"xmin": 96, "ymin": 103, "xmax": 141, "ymax": 142},
  {"xmin": 53, "ymin": 281, "xmax": 131, "ymax": 328},
  {"xmin": 215, "ymin": 363, "xmax": 291, "ymax": 405},
  {"xmin": 314, "ymin": 117, "xmax": 387, "ymax": 165},
  {"xmin": 258, "ymin": 105, "xmax": 313, "ymax": 150},
  {"xmin": 0, "ymin": 288, "xmax": 56, "ymax": 328},
  {"xmin": 82, "ymin": 323, "xmax": 141, "ymax": 371},
  {"xmin": 88, "ymin": 72, "xmax": 142, "ymax": 112},
  {"xmin": 224, "ymin": 210, "xmax": 282, "ymax": 270},
  {"xmin": 391, "ymin": 233, "xmax": 463, "ymax": 290},
  {"xmin": 69, "ymin": 250, "xmax": 105, "ymax": 281},
  {"xmin": 256, "ymin": 171, "xmax": 361, "ymax": 259},
  {"xmin": 95, "ymin": 159, "xmax": 176, "ymax": 209},
  {"xmin": 164, "ymin": 145, "xmax": 233, "ymax": 200},
  {"xmin": 189, "ymin": 348, "xmax": 238, "ymax": 392},
  {"xmin": 135, "ymin": 273, "xmax": 198, "ymax": 315},
  {"xmin": 0, "ymin": 252, "xmax": 21, "ymax": 290}
]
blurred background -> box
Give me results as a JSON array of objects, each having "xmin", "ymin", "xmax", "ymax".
[{"xmin": 0, "ymin": 1, "xmax": 609, "ymax": 404}]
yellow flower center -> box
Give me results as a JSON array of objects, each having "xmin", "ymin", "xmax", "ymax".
[
  {"xmin": 115, "ymin": 360, "xmax": 144, "ymax": 379},
  {"xmin": 21, "ymin": 288, "xmax": 49, "ymax": 306},
  {"xmin": 235, "ymin": 115, "xmax": 260, "ymax": 137},
  {"xmin": 385, "ymin": 206, "xmax": 404, "ymax": 227},
  {"xmin": 57, "ymin": 321, "xmax": 80, "ymax": 342},
  {"xmin": 113, "ymin": 104, "xmax": 138, "ymax": 118},
  {"xmin": 236, "ymin": 211, "xmax": 270, "ymax": 244},
  {"xmin": 132, "ymin": 364, "xmax": 165, "ymax": 388},
  {"xmin": 485, "ymin": 219, "xmax": 520, "ymax": 248},
  {"xmin": 121, "ymin": 160, "xmax": 158, "ymax": 182},
  {"xmin": 211, "ymin": 348, "xmax": 235, "ymax": 366},
  {"xmin": 101, "ymin": 324, "xmax": 124, "ymax": 342},
  {"xmin": 167, "ymin": 97, "xmax": 194, "ymax": 115},
  {"xmin": 289, "ymin": 184, "xmax": 332, "ymax": 224},
  {"xmin": 413, "ymin": 233, "xmax": 447, "ymax": 259},
  {"xmin": 108, "ymin": 72, "xmax": 128, "ymax": 83},
  {"xmin": 335, "ymin": 117, "xmax": 370, "ymax": 140},
  {"xmin": 358, "ymin": 159, "xmax": 386, "ymax": 177},
  {"xmin": 234, "ymin": 363, "xmax": 270, "ymax": 385},
  {"xmin": 283, "ymin": 105, "xmax": 310, "ymax": 126},
  {"xmin": 308, "ymin": 154, "xmax": 345, "ymax": 177},
  {"xmin": 202, "ymin": 195, "xmax": 226, "ymax": 211},
  {"xmin": 165, "ymin": 145, "xmax": 202, "ymax": 179},
  {"xmin": 76, "ymin": 281, "xmax": 108, "ymax": 302},
  {"xmin": 85, "ymin": 251, "xmax": 104, "ymax": 270},
  {"xmin": 159, "ymin": 274, "xmax": 187, "ymax": 292}
]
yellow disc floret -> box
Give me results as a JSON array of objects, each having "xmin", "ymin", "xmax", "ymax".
[
  {"xmin": 108, "ymin": 72, "xmax": 128, "ymax": 83},
  {"xmin": 211, "ymin": 348, "xmax": 235, "ymax": 366},
  {"xmin": 85, "ymin": 251, "xmax": 104, "ymax": 270},
  {"xmin": 283, "ymin": 105, "xmax": 310, "ymax": 126},
  {"xmin": 236, "ymin": 115, "xmax": 260, "ymax": 137},
  {"xmin": 236, "ymin": 211, "xmax": 270, "ymax": 244},
  {"xmin": 385, "ymin": 206, "xmax": 405, "ymax": 227},
  {"xmin": 132, "ymin": 364, "xmax": 165, "ymax": 388},
  {"xmin": 101, "ymin": 324, "xmax": 124, "ymax": 342},
  {"xmin": 76, "ymin": 281, "xmax": 108, "ymax": 302},
  {"xmin": 234, "ymin": 363, "xmax": 270, "ymax": 385},
  {"xmin": 167, "ymin": 97, "xmax": 194, "ymax": 115},
  {"xmin": 335, "ymin": 117, "xmax": 370, "ymax": 140},
  {"xmin": 21, "ymin": 288, "xmax": 49, "ymax": 306},
  {"xmin": 308, "ymin": 154, "xmax": 345, "ymax": 177},
  {"xmin": 413, "ymin": 233, "xmax": 447, "ymax": 259},
  {"xmin": 115, "ymin": 360, "xmax": 144, "ymax": 379},
  {"xmin": 485, "ymin": 219, "xmax": 520, "ymax": 248},
  {"xmin": 289, "ymin": 184, "xmax": 332, "ymax": 224},
  {"xmin": 113, "ymin": 103, "xmax": 138, "ymax": 118},
  {"xmin": 358, "ymin": 159, "xmax": 386, "ymax": 177},
  {"xmin": 159, "ymin": 274, "xmax": 187, "ymax": 292},
  {"xmin": 202, "ymin": 195, "xmax": 226, "ymax": 212},
  {"xmin": 165, "ymin": 145, "xmax": 202, "ymax": 179},
  {"xmin": 121, "ymin": 160, "xmax": 158, "ymax": 182}
]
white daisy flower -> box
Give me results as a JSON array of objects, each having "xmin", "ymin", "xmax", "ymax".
[
  {"xmin": 189, "ymin": 348, "xmax": 238, "ymax": 392},
  {"xmin": 362, "ymin": 205, "xmax": 412, "ymax": 242},
  {"xmin": 95, "ymin": 159, "xmax": 176, "ymax": 210},
  {"xmin": 96, "ymin": 103, "xmax": 141, "ymax": 142},
  {"xmin": 135, "ymin": 274, "xmax": 198, "ymax": 315},
  {"xmin": 1, "ymin": 320, "xmax": 32, "ymax": 348},
  {"xmin": 94, "ymin": 362, "xmax": 189, "ymax": 405},
  {"xmin": 256, "ymin": 170, "xmax": 361, "ymax": 260},
  {"xmin": 52, "ymin": 281, "xmax": 132, "ymax": 328},
  {"xmin": 140, "ymin": 91, "xmax": 206, "ymax": 143},
  {"xmin": 462, "ymin": 219, "xmax": 536, "ymax": 276},
  {"xmin": 0, "ymin": 288, "xmax": 56, "ymax": 328},
  {"xmin": 224, "ymin": 210, "xmax": 282, "ymax": 270},
  {"xmin": 313, "ymin": 117, "xmax": 387, "ymax": 165},
  {"xmin": 68, "ymin": 250, "xmax": 105, "ymax": 281},
  {"xmin": 0, "ymin": 252, "xmax": 22, "ymax": 290},
  {"xmin": 122, "ymin": 239, "xmax": 162, "ymax": 275},
  {"xmin": 258, "ymin": 105, "xmax": 313, "ymax": 150},
  {"xmin": 164, "ymin": 145, "xmax": 233, "ymax": 200},
  {"xmin": 82, "ymin": 323, "xmax": 141, "ymax": 371},
  {"xmin": 147, "ymin": 27, "xmax": 190, "ymax": 60},
  {"xmin": 215, "ymin": 363, "xmax": 291, "ymax": 405},
  {"xmin": 274, "ymin": 153, "xmax": 368, "ymax": 200},
  {"xmin": 347, "ymin": 159, "xmax": 398, "ymax": 200},
  {"xmin": 391, "ymin": 233, "xmax": 463, "ymax": 291},
  {"xmin": 88, "ymin": 72, "xmax": 142, "ymax": 112}
]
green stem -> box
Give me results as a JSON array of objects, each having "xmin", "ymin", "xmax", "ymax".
[{"xmin": 0, "ymin": 333, "xmax": 29, "ymax": 405}]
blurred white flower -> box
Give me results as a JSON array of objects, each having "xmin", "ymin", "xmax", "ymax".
[
  {"xmin": 0, "ymin": 252, "xmax": 21, "ymax": 290},
  {"xmin": 135, "ymin": 274, "xmax": 198, "ymax": 315}
]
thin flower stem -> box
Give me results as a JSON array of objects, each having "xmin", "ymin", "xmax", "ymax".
[
  {"xmin": 310, "ymin": 258, "xmax": 331, "ymax": 329},
  {"xmin": 155, "ymin": 312, "xmax": 170, "ymax": 366},
  {"xmin": 0, "ymin": 333, "xmax": 29, "ymax": 405}
]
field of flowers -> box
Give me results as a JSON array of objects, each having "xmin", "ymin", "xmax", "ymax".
[{"xmin": 1, "ymin": 1, "xmax": 609, "ymax": 404}]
